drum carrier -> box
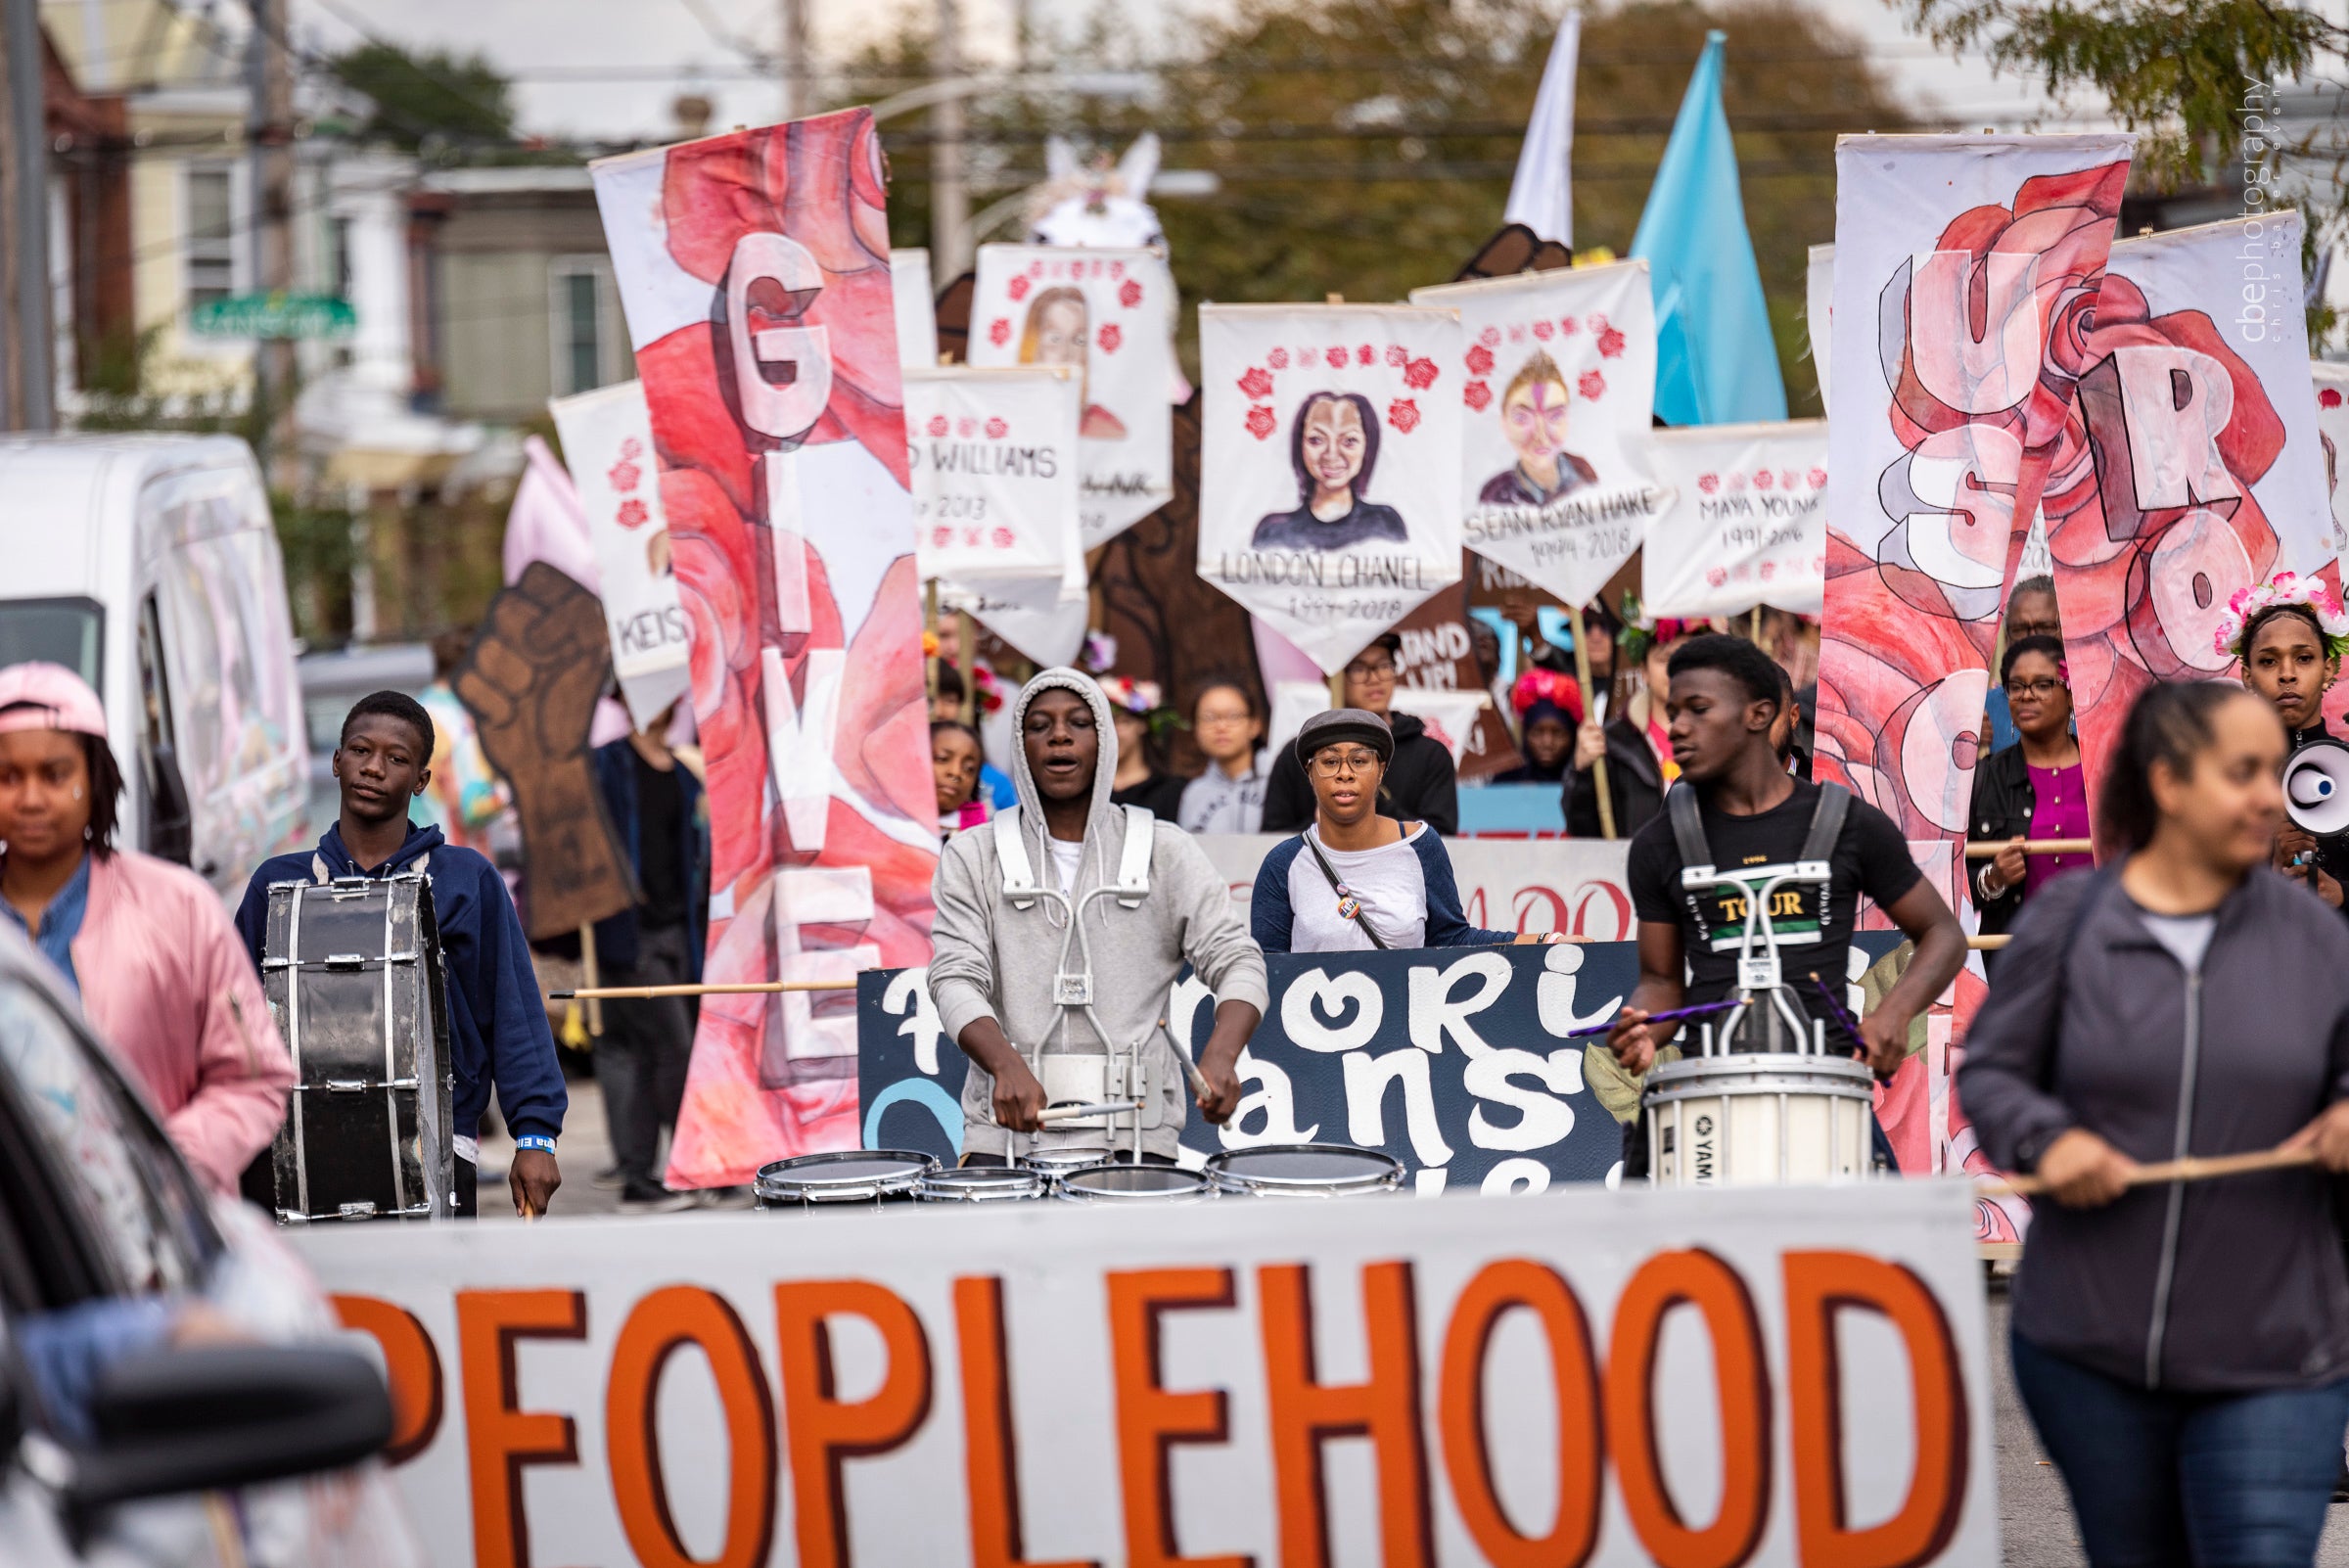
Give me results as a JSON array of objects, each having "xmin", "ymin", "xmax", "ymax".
[
  {"xmin": 258, "ymin": 873, "xmax": 455, "ymax": 1222},
  {"xmin": 1639, "ymin": 783, "xmax": 1877, "ymax": 1186}
]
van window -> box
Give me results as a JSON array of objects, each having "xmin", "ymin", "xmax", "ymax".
[{"xmin": 0, "ymin": 597, "xmax": 104, "ymax": 689}]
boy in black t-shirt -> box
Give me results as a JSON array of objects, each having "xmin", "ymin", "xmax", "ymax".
[{"xmin": 1607, "ymin": 636, "xmax": 1965, "ymax": 1082}]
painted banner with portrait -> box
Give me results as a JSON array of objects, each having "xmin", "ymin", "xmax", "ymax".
[
  {"xmin": 591, "ymin": 111, "xmax": 941, "ymax": 1187},
  {"xmin": 2050, "ymin": 214, "xmax": 2340, "ymax": 801},
  {"xmin": 546, "ymin": 380, "xmax": 694, "ymax": 731},
  {"xmin": 1411, "ymin": 258, "xmax": 1665, "ymax": 609},
  {"xmin": 904, "ymin": 365, "xmax": 1083, "ymax": 603},
  {"xmin": 1198, "ymin": 303, "xmax": 1464, "ymax": 673},
  {"xmin": 965, "ymin": 244, "xmax": 1176, "ymax": 547},
  {"xmin": 1640, "ymin": 420, "xmax": 1828, "ymax": 620},
  {"xmin": 1816, "ymin": 132, "xmax": 2132, "ymax": 844}
]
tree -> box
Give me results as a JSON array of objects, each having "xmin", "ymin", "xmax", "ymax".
[{"xmin": 330, "ymin": 40, "xmax": 516, "ymax": 153}]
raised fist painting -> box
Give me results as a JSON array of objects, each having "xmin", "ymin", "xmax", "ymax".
[{"xmin": 454, "ymin": 562, "xmax": 638, "ymax": 940}]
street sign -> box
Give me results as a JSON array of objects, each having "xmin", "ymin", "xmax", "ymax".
[{"xmin": 188, "ymin": 292, "xmax": 355, "ymax": 339}]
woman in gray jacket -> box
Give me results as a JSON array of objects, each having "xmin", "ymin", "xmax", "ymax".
[{"xmin": 1960, "ymin": 679, "xmax": 2349, "ymax": 1565}]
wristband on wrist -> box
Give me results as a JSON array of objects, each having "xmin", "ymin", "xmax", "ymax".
[{"xmin": 514, "ymin": 1134, "xmax": 557, "ymax": 1154}]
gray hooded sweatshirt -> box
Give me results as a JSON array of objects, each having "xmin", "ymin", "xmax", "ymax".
[{"xmin": 929, "ymin": 669, "xmax": 1269, "ymax": 1160}]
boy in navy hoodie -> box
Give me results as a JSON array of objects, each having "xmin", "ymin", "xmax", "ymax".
[{"xmin": 236, "ymin": 691, "xmax": 566, "ymax": 1217}]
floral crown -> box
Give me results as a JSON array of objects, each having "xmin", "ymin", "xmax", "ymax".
[
  {"xmin": 2211, "ymin": 574, "xmax": 2349, "ymax": 663},
  {"xmin": 1509, "ymin": 666, "xmax": 1582, "ymax": 718}
]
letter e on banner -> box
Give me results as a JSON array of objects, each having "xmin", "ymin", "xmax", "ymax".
[
  {"xmin": 1601, "ymin": 1252, "xmax": 1771, "ymax": 1568},
  {"xmin": 774, "ymin": 1280, "xmax": 936, "ymax": 1568},
  {"xmin": 607, "ymin": 1287, "xmax": 778, "ymax": 1568},
  {"xmin": 332, "ymin": 1294, "xmax": 442, "ymax": 1465},
  {"xmin": 456, "ymin": 1289, "xmax": 587, "ymax": 1568},
  {"xmin": 1104, "ymin": 1268, "xmax": 1248, "ymax": 1568},
  {"xmin": 1783, "ymin": 1251, "xmax": 1969, "ymax": 1568}
]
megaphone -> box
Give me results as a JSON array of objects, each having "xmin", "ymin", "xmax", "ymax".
[{"xmin": 2283, "ymin": 738, "xmax": 2349, "ymax": 838}]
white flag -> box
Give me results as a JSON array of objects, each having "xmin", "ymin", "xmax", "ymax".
[
  {"xmin": 1640, "ymin": 419, "xmax": 1827, "ymax": 619},
  {"xmin": 1504, "ymin": 9, "xmax": 1581, "ymax": 246}
]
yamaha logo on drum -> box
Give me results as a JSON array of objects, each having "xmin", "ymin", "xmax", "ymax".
[{"xmin": 1692, "ymin": 1112, "xmax": 1717, "ymax": 1182}]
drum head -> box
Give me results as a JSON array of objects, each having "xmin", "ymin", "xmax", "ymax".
[
  {"xmin": 755, "ymin": 1150, "xmax": 936, "ymax": 1204},
  {"xmin": 1206, "ymin": 1143, "xmax": 1405, "ymax": 1197},
  {"xmin": 1020, "ymin": 1145, "xmax": 1114, "ymax": 1173},
  {"xmin": 918, "ymin": 1168, "xmax": 1046, "ymax": 1202},
  {"xmin": 1054, "ymin": 1165, "xmax": 1212, "ymax": 1204}
]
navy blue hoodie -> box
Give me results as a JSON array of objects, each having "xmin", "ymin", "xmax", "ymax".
[{"xmin": 235, "ymin": 821, "xmax": 569, "ymax": 1145}]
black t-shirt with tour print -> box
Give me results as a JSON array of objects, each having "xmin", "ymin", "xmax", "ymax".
[{"xmin": 1627, "ymin": 779, "xmax": 1921, "ymax": 1038}]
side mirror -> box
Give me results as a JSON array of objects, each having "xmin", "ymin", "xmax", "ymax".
[{"xmin": 66, "ymin": 1344, "xmax": 391, "ymax": 1516}]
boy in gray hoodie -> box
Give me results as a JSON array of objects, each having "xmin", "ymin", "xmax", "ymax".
[{"xmin": 929, "ymin": 669, "xmax": 1267, "ymax": 1163}]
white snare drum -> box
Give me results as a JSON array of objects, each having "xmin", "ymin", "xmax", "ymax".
[
  {"xmin": 1053, "ymin": 1166, "xmax": 1214, "ymax": 1205},
  {"xmin": 918, "ymin": 1167, "xmax": 1048, "ymax": 1203},
  {"xmin": 1643, "ymin": 1054, "xmax": 1875, "ymax": 1186},
  {"xmin": 754, "ymin": 1151, "xmax": 937, "ymax": 1209},
  {"xmin": 1020, "ymin": 1145, "xmax": 1115, "ymax": 1177},
  {"xmin": 1206, "ymin": 1144, "xmax": 1404, "ymax": 1198}
]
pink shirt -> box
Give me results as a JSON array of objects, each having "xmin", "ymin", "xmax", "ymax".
[{"xmin": 2025, "ymin": 762, "xmax": 2093, "ymax": 899}]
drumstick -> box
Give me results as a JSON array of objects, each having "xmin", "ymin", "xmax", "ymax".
[
  {"xmin": 549, "ymin": 979, "xmax": 865, "ymax": 999},
  {"xmin": 1981, "ymin": 1143, "xmax": 2319, "ymax": 1198},
  {"xmin": 1962, "ymin": 838, "xmax": 2095, "ymax": 857},
  {"xmin": 1037, "ymin": 1099, "xmax": 1144, "ymax": 1124},
  {"xmin": 1160, "ymin": 1016, "xmax": 1216, "ymax": 1099},
  {"xmin": 1559, "ymin": 997, "xmax": 1741, "ymax": 1040}
]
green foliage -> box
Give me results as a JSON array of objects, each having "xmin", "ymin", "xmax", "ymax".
[{"xmin": 329, "ymin": 40, "xmax": 516, "ymax": 152}]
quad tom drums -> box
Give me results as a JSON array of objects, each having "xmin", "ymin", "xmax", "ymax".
[
  {"xmin": 1052, "ymin": 1166, "xmax": 1214, "ymax": 1206},
  {"xmin": 1205, "ymin": 1143, "xmax": 1403, "ymax": 1198},
  {"xmin": 918, "ymin": 1167, "xmax": 1049, "ymax": 1203},
  {"xmin": 754, "ymin": 1151, "xmax": 938, "ymax": 1209}
]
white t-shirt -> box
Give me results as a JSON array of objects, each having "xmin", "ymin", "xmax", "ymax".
[
  {"xmin": 1284, "ymin": 825, "xmax": 1433, "ymax": 951},
  {"xmin": 1048, "ymin": 837, "xmax": 1085, "ymax": 899}
]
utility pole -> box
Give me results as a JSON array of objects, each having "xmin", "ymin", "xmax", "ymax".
[
  {"xmin": 1, "ymin": 0, "xmax": 55, "ymax": 432},
  {"xmin": 248, "ymin": 0, "xmax": 296, "ymax": 484},
  {"xmin": 930, "ymin": 0, "xmax": 969, "ymax": 281},
  {"xmin": 778, "ymin": 0, "xmax": 808, "ymax": 120}
]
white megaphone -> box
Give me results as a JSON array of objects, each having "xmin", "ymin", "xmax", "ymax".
[{"xmin": 2283, "ymin": 738, "xmax": 2349, "ymax": 838}]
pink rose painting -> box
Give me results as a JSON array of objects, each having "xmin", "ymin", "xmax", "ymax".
[
  {"xmin": 1387, "ymin": 397, "xmax": 1421, "ymax": 435},
  {"xmin": 1464, "ymin": 344, "xmax": 1496, "ymax": 377},
  {"xmin": 1463, "ymin": 381, "xmax": 1492, "ymax": 412},
  {"xmin": 1245, "ymin": 404, "xmax": 1277, "ymax": 439},
  {"xmin": 1237, "ymin": 366, "xmax": 1274, "ymax": 400},
  {"xmin": 1403, "ymin": 358, "xmax": 1439, "ymax": 392},
  {"xmin": 1117, "ymin": 277, "xmax": 1142, "ymax": 308}
]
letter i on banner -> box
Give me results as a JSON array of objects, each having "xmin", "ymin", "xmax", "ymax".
[
  {"xmin": 1816, "ymin": 133, "xmax": 2132, "ymax": 843},
  {"xmin": 591, "ymin": 112, "xmax": 942, "ymax": 1184}
]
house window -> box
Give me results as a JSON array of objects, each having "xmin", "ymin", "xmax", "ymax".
[
  {"xmin": 549, "ymin": 257, "xmax": 618, "ymax": 396},
  {"xmin": 185, "ymin": 167, "xmax": 236, "ymax": 312}
]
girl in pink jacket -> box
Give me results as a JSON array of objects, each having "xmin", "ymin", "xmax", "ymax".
[{"xmin": 0, "ymin": 662, "xmax": 292, "ymax": 1193}]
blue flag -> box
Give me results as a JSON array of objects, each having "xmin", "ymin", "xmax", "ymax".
[{"xmin": 1630, "ymin": 31, "xmax": 1787, "ymax": 425}]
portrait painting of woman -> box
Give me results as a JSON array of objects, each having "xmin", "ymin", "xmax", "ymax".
[
  {"xmin": 1016, "ymin": 286, "xmax": 1128, "ymax": 439},
  {"xmin": 1479, "ymin": 350, "xmax": 1598, "ymax": 507},
  {"xmin": 1250, "ymin": 390, "xmax": 1408, "ymax": 552}
]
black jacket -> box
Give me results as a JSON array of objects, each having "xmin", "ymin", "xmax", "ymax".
[
  {"xmin": 1262, "ymin": 711, "xmax": 1458, "ymax": 836},
  {"xmin": 1964, "ymin": 742, "xmax": 2036, "ymax": 937},
  {"xmin": 1564, "ymin": 712, "xmax": 1664, "ymax": 840},
  {"xmin": 1959, "ymin": 866, "xmax": 2349, "ymax": 1392}
]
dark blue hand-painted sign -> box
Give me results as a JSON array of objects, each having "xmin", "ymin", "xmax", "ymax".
[{"xmin": 855, "ymin": 937, "xmax": 1908, "ymax": 1192}]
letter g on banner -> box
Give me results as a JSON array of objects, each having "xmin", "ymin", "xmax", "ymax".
[
  {"xmin": 728, "ymin": 233, "xmax": 834, "ymax": 441},
  {"xmin": 1282, "ymin": 968, "xmax": 1385, "ymax": 1052}
]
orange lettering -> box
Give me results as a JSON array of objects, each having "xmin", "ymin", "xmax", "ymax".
[
  {"xmin": 1258, "ymin": 1261, "xmax": 1431, "ymax": 1568},
  {"xmin": 1435, "ymin": 1261, "xmax": 1601, "ymax": 1568},
  {"xmin": 1783, "ymin": 1251, "xmax": 1969, "ymax": 1568},
  {"xmin": 773, "ymin": 1279, "xmax": 935, "ymax": 1568},
  {"xmin": 332, "ymin": 1293, "xmax": 442, "ymax": 1465},
  {"xmin": 1602, "ymin": 1250, "xmax": 1771, "ymax": 1568},
  {"xmin": 607, "ymin": 1286, "xmax": 777, "ymax": 1568},
  {"xmin": 455, "ymin": 1288, "xmax": 586, "ymax": 1568},
  {"xmin": 955, "ymin": 1275, "xmax": 1099, "ymax": 1568},
  {"xmin": 1105, "ymin": 1267, "xmax": 1252, "ymax": 1568}
]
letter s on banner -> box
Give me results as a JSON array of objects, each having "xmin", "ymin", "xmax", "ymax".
[
  {"xmin": 773, "ymin": 1280, "xmax": 936, "ymax": 1568},
  {"xmin": 1783, "ymin": 1251, "xmax": 1970, "ymax": 1568},
  {"xmin": 607, "ymin": 1287, "xmax": 777, "ymax": 1568}
]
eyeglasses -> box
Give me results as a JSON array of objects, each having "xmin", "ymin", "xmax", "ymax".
[
  {"xmin": 1195, "ymin": 709, "xmax": 1255, "ymax": 727},
  {"xmin": 1344, "ymin": 660, "xmax": 1397, "ymax": 682},
  {"xmin": 1310, "ymin": 749, "xmax": 1382, "ymax": 777},
  {"xmin": 2008, "ymin": 621, "xmax": 2062, "ymax": 642},
  {"xmin": 2004, "ymin": 677, "xmax": 2063, "ymax": 699}
]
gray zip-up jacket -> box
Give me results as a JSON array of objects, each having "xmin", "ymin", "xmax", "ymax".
[
  {"xmin": 929, "ymin": 669, "xmax": 1269, "ymax": 1161},
  {"xmin": 1960, "ymin": 865, "xmax": 2349, "ymax": 1392}
]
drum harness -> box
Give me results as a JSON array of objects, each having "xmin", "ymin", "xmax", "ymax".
[
  {"xmin": 989, "ymin": 803, "xmax": 1164, "ymax": 1164},
  {"xmin": 1665, "ymin": 781, "xmax": 1850, "ymax": 1059}
]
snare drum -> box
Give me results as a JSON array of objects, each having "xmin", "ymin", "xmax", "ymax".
[
  {"xmin": 754, "ymin": 1151, "xmax": 938, "ymax": 1209},
  {"xmin": 918, "ymin": 1168, "xmax": 1048, "ymax": 1203},
  {"xmin": 1643, "ymin": 1054, "xmax": 1875, "ymax": 1186},
  {"xmin": 1053, "ymin": 1166, "xmax": 1214, "ymax": 1205},
  {"xmin": 1205, "ymin": 1144, "xmax": 1404, "ymax": 1198},
  {"xmin": 1020, "ymin": 1145, "xmax": 1115, "ymax": 1178}
]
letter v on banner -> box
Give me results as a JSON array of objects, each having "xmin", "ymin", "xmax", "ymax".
[{"xmin": 762, "ymin": 645, "xmax": 844, "ymax": 853}]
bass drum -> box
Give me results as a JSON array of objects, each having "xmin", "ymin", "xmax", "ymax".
[
  {"xmin": 1205, "ymin": 1144, "xmax": 1404, "ymax": 1198},
  {"xmin": 754, "ymin": 1151, "xmax": 937, "ymax": 1209},
  {"xmin": 1642, "ymin": 1054, "xmax": 1875, "ymax": 1186}
]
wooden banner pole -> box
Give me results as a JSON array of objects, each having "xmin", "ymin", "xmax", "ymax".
[
  {"xmin": 957, "ymin": 607, "xmax": 979, "ymax": 727},
  {"xmin": 577, "ymin": 922, "xmax": 603, "ymax": 1038},
  {"xmin": 925, "ymin": 578, "xmax": 942, "ymax": 704},
  {"xmin": 1569, "ymin": 603, "xmax": 1616, "ymax": 840}
]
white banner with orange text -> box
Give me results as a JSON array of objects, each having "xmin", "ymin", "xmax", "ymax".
[{"xmin": 301, "ymin": 1181, "xmax": 1997, "ymax": 1568}]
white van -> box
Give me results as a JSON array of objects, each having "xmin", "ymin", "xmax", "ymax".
[{"xmin": 0, "ymin": 435, "xmax": 308, "ymax": 896}]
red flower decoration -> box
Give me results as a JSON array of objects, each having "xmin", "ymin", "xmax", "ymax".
[
  {"xmin": 607, "ymin": 458, "xmax": 641, "ymax": 493},
  {"xmin": 990, "ymin": 527, "xmax": 1016, "ymax": 548},
  {"xmin": 985, "ymin": 416, "xmax": 1007, "ymax": 439},
  {"xmin": 1237, "ymin": 366, "xmax": 1274, "ymax": 399},
  {"xmin": 619, "ymin": 437, "xmax": 642, "ymax": 460},
  {"xmin": 927, "ymin": 415, "xmax": 950, "ymax": 438},
  {"xmin": 1727, "ymin": 473, "xmax": 1748, "ymax": 492},
  {"xmin": 1577, "ymin": 369, "xmax": 1606, "ymax": 400},
  {"xmin": 1118, "ymin": 277, "xmax": 1143, "ymax": 308},
  {"xmin": 1007, "ymin": 275, "xmax": 1032, "ymax": 302},
  {"xmin": 1463, "ymin": 380, "xmax": 1492, "ymax": 411},
  {"xmin": 1244, "ymin": 404, "xmax": 1277, "ymax": 440},
  {"xmin": 1404, "ymin": 357, "xmax": 1439, "ymax": 391},
  {"xmin": 1464, "ymin": 344, "xmax": 1496, "ymax": 376},
  {"xmin": 1706, "ymin": 566, "xmax": 1728, "ymax": 587},
  {"xmin": 1357, "ymin": 344, "xmax": 1376, "ymax": 365},
  {"xmin": 1754, "ymin": 470, "xmax": 1775, "ymax": 490},
  {"xmin": 1097, "ymin": 323, "xmax": 1123, "ymax": 353},
  {"xmin": 988, "ymin": 318, "xmax": 1011, "ymax": 347},
  {"xmin": 1028, "ymin": 260, "xmax": 1044, "ymax": 277},
  {"xmin": 1531, "ymin": 320, "xmax": 1553, "ymax": 341},
  {"xmin": 1779, "ymin": 470, "xmax": 1801, "ymax": 490},
  {"xmin": 1807, "ymin": 466, "xmax": 1827, "ymax": 488},
  {"xmin": 2326, "ymin": 389, "xmax": 2345, "ymax": 409},
  {"xmin": 1109, "ymin": 260, "xmax": 1125, "ymax": 279},
  {"xmin": 1478, "ymin": 326, "xmax": 1501, "ymax": 347},
  {"xmin": 1387, "ymin": 396, "xmax": 1421, "ymax": 434},
  {"xmin": 932, "ymin": 527, "xmax": 952, "ymax": 547},
  {"xmin": 615, "ymin": 497, "xmax": 650, "ymax": 529},
  {"xmin": 1558, "ymin": 316, "xmax": 1580, "ymax": 335},
  {"xmin": 1507, "ymin": 324, "xmax": 1527, "ymax": 343},
  {"xmin": 1760, "ymin": 561, "xmax": 1777, "ymax": 580},
  {"xmin": 1588, "ymin": 312, "xmax": 1610, "ymax": 333},
  {"xmin": 1324, "ymin": 346, "xmax": 1349, "ymax": 369},
  {"xmin": 1267, "ymin": 347, "xmax": 1289, "ymax": 370},
  {"xmin": 1596, "ymin": 326, "xmax": 1628, "ymax": 360},
  {"xmin": 959, "ymin": 418, "xmax": 979, "ymax": 437},
  {"xmin": 1698, "ymin": 473, "xmax": 1720, "ymax": 495},
  {"xmin": 1386, "ymin": 345, "xmax": 1409, "ymax": 367}
]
